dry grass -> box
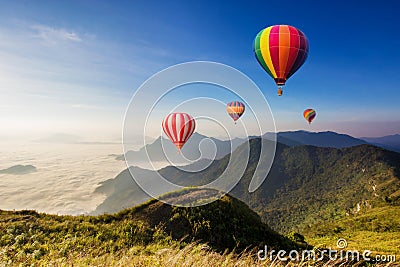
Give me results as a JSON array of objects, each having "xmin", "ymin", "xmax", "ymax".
[{"xmin": 10, "ymin": 242, "xmax": 396, "ymax": 267}]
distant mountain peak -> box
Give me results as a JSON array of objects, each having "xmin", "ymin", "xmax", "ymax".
[
  {"xmin": 118, "ymin": 132, "xmax": 247, "ymax": 166},
  {"xmin": 0, "ymin": 165, "xmax": 37, "ymax": 175},
  {"xmin": 266, "ymin": 130, "xmax": 367, "ymax": 148},
  {"xmin": 360, "ymin": 133, "xmax": 400, "ymax": 152}
]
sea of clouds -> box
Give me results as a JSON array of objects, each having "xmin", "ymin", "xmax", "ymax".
[{"xmin": 0, "ymin": 142, "xmax": 128, "ymax": 215}]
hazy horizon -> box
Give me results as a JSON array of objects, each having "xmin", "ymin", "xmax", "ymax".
[
  {"xmin": 0, "ymin": 126, "xmax": 398, "ymax": 146},
  {"xmin": 0, "ymin": 126, "xmax": 399, "ymax": 215}
]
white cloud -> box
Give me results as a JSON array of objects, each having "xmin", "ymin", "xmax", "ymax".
[
  {"xmin": 0, "ymin": 143, "xmax": 125, "ymax": 215},
  {"xmin": 31, "ymin": 24, "xmax": 83, "ymax": 44}
]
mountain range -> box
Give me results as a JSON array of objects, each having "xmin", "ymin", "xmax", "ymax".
[
  {"xmin": 266, "ymin": 130, "xmax": 367, "ymax": 148},
  {"xmin": 361, "ymin": 134, "xmax": 400, "ymax": 152},
  {"xmin": 117, "ymin": 132, "xmax": 246, "ymax": 164},
  {"xmin": 96, "ymin": 131, "xmax": 400, "ymax": 237},
  {"xmin": 117, "ymin": 130, "xmax": 372, "ymax": 165}
]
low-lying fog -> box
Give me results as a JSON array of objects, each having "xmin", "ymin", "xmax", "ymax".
[{"xmin": 0, "ymin": 142, "xmax": 129, "ymax": 215}]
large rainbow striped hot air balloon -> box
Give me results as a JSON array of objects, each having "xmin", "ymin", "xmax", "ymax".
[
  {"xmin": 303, "ymin": 108, "xmax": 316, "ymax": 124},
  {"xmin": 226, "ymin": 101, "xmax": 245, "ymax": 124},
  {"xmin": 162, "ymin": 113, "xmax": 196, "ymax": 153},
  {"xmin": 254, "ymin": 25, "xmax": 309, "ymax": 96}
]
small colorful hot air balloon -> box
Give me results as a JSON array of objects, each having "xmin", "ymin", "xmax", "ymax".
[
  {"xmin": 226, "ymin": 101, "xmax": 245, "ymax": 124},
  {"xmin": 162, "ymin": 112, "xmax": 196, "ymax": 153},
  {"xmin": 254, "ymin": 25, "xmax": 309, "ymax": 96},
  {"xmin": 303, "ymin": 109, "xmax": 316, "ymax": 124}
]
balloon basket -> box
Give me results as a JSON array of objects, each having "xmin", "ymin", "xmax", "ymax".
[{"xmin": 277, "ymin": 87, "xmax": 283, "ymax": 96}]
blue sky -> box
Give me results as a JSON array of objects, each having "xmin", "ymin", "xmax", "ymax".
[{"xmin": 0, "ymin": 0, "xmax": 399, "ymax": 139}]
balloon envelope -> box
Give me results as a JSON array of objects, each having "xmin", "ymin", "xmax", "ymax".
[
  {"xmin": 226, "ymin": 101, "xmax": 245, "ymax": 123},
  {"xmin": 303, "ymin": 109, "xmax": 316, "ymax": 124},
  {"xmin": 254, "ymin": 25, "xmax": 309, "ymax": 93},
  {"xmin": 162, "ymin": 113, "xmax": 196, "ymax": 152}
]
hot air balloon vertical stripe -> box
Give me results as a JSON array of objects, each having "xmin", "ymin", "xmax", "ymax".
[
  {"xmin": 186, "ymin": 117, "xmax": 195, "ymax": 142},
  {"xmin": 169, "ymin": 114, "xmax": 175, "ymax": 141},
  {"xmin": 269, "ymin": 25, "xmax": 281, "ymax": 79},
  {"xmin": 181, "ymin": 113, "xmax": 190, "ymax": 142},
  {"xmin": 184, "ymin": 115, "xmax": 195, "ymax": 143},
  {"xmin": 178, "ymin": 113, "xmax": 185, "ymax": 141},
  {"xmin": 162, "ymin": 114, "xmax": 173, "ymax": 142},
  {"xmin": 183, "ymin": 113, "xmax": 192, "ymax": 142},
  {"xmin": 171, "ymin": 113, "xmax": 178, "ymax": 141},
  {"xmin": 259, "ymin": 27, "xmax": 277, "ymax": 78},
  {"xmin": 278, "ymin": 25, "xmax": 291, "ymax": 78}
]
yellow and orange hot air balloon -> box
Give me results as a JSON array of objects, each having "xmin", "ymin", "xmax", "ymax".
[
  {"xmin": 303, "ymin": 109, "xmax": 316, "ymax": 124},
  {"xmin": 226, "ymin": 101, "xmax": 245, "ymax": 124},
  {"xmin": 254, "ymin": 25, "xmax": 309, "ymax": 96}
]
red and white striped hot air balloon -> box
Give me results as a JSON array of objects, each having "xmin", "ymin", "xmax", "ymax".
[{"xmin": 162, "ymin": 112, "xmax": 196, "ymax": 153}]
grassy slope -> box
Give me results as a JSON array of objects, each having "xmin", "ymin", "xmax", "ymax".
[
  {"xmin": 305, "ymin": 205, "xmax": 400, "ymax": 256},
  {"xmin": 0, "ymin": 193, "xmax": 295, "ymax": 265}
]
